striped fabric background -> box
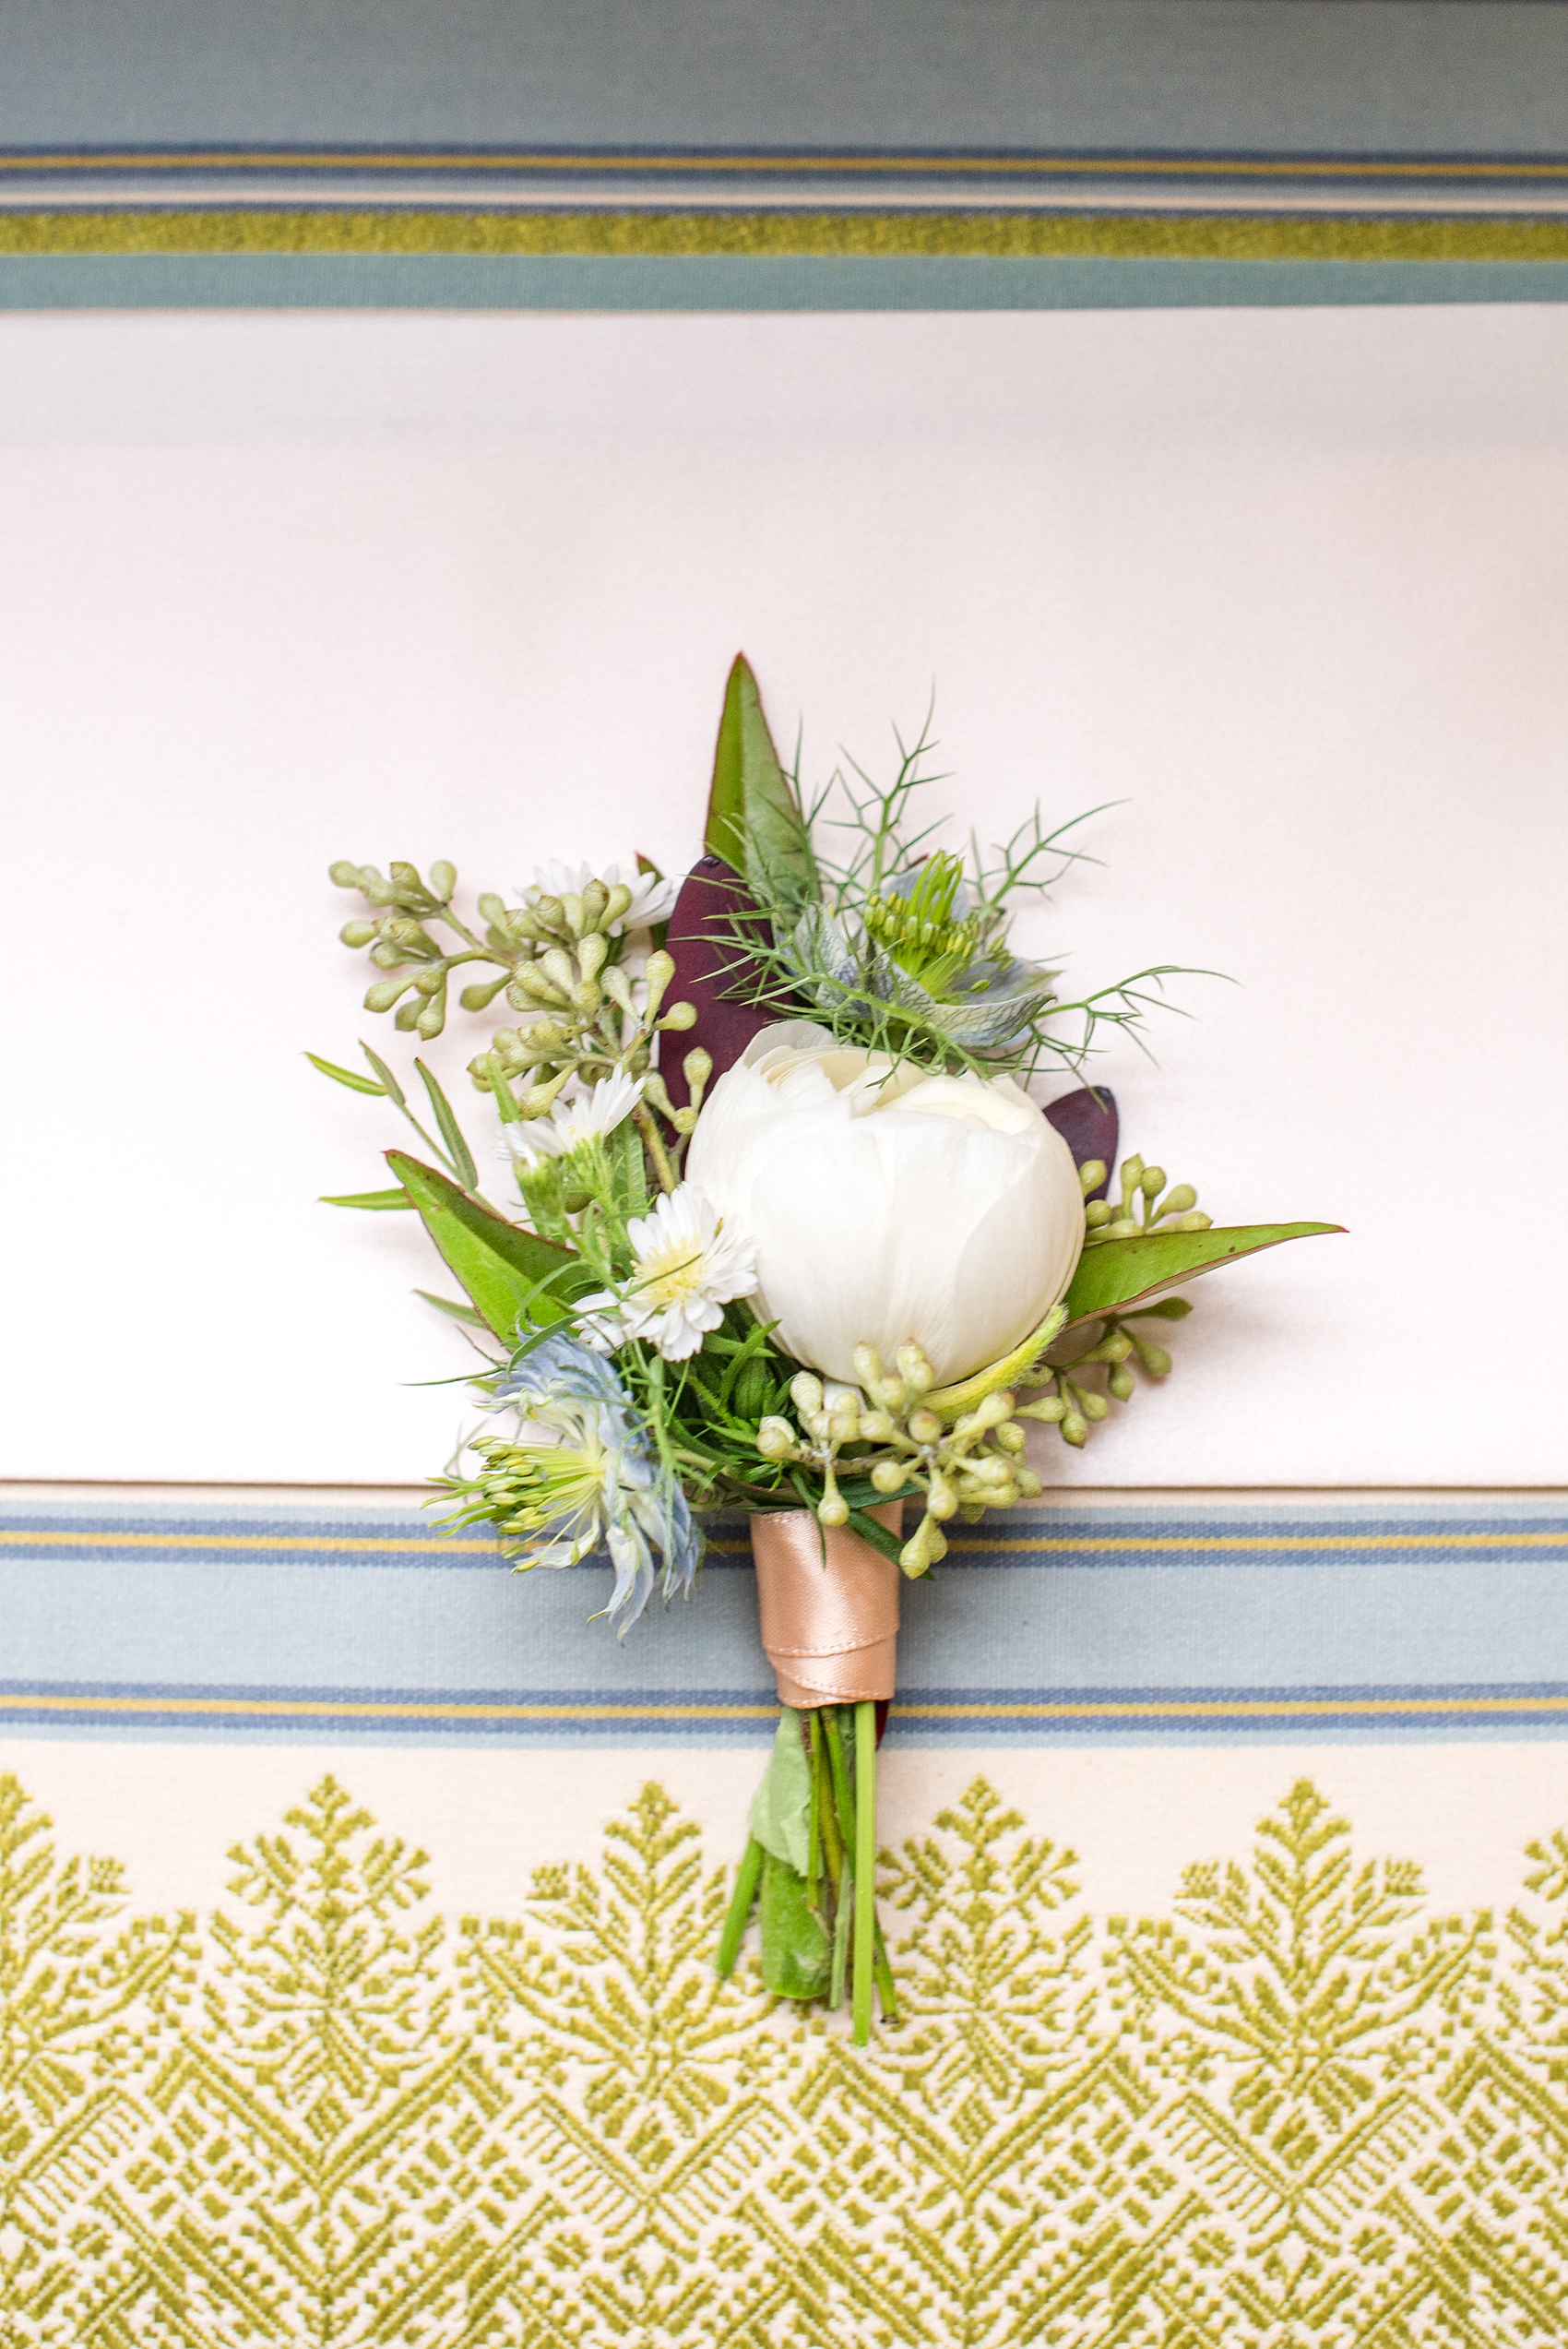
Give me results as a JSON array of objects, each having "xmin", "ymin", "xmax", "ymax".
[{"xmin": 7, "ymin": 1489, "xmax": 1565, "ymax": 1747}]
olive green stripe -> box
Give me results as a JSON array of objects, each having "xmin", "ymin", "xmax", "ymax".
[{"xmin": 7, "ymin": 209, "xmax": 1568, "ymax": 263}]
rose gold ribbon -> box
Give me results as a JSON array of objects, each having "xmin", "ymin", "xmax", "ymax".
[{"xmin": 750, "ymin": 1505, "xmax": 903, "ymax": 1708}]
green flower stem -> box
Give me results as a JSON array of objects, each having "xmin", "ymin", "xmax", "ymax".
[
  {"xmin": 807, "ymin": 1711, "xmax": 824, "ymax": 1916},
  {"xmin": 821, "ymin": 1707, "xmax": 853, "ymax": 1839},
  {"xmin": 830, "ymin": 1854, "xmax": 852, "ymax": 2009},
  {"xmin": 853, "ymin": 1700, "xmax": 876, "ymax": 2046},
  {"xmin": 715, "ymin": 1834, "xmax": 765, "ymax": 1977},
  {"xmin": 632, "ymin": 1103, "xmax": 679, "ymax": 1194}
]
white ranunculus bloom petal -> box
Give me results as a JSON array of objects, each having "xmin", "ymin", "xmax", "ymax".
[{"xmin": 687, "ymin": 1022, "xmax": 1084, "ymax": 1387}]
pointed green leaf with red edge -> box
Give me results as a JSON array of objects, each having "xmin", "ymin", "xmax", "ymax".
[
  {"xmin": 704, "ymin": 654, "xmax": 812, "ymax": 896},
  {"xmin": 386, "ymin": 1150, "xmax": 596, "ymax": 1341},
  {"xmin": 1062, "ymin": 1221, "xmax": 1343, "ymax": 1331}
]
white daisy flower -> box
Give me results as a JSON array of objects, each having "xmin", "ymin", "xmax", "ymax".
[
  {"xmin": 579, "ymin": 1183, "xmax": 758, "ymax": 1362},
  {"xmin": 499, "ymin": 1070, "xmax": 644, "ymax": 1169},
  {"xmin": 526, "ymin": 860, "xmax": 678, "ymax": 936}
]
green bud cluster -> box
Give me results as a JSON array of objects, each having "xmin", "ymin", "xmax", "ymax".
[
  {"xmin": 861, "ymin": 850, "xmax": 985, "ymax": 992},
  {"xmin": 1080, "ymin": 1151, "xmax": 1212, "ymax": 1245},
  {"xmin": 756, "ymin": 1342, "xmax": 1044, "ymax": 1579},
  {"xmin": 328, "ymin": 855, "xmax": 697, "ymax": 1185},
  {"xmin": 1016, "ymin": 1298, "xmax": 1192, "ymax": 1447}
]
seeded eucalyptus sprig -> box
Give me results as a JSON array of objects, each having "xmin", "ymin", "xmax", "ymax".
[{"xmin": 326, "ymin": 858, "xmax": 699, "ymax": 1190}]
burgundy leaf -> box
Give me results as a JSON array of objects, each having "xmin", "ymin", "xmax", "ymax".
[
  {"xmin": 1043, "ymin": 1087, "xmax": 1118, "ymax": 1201},
  {"xmin": 661, "ymin": 854, "xmax": 794, "ymax": 1108}
]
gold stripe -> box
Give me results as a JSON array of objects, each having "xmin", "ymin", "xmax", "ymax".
[
  {"xmin": 706, "ymin": 1530, "xmax": 1561, "ymax": 1558},
  {"xmin": 5, "ymin": 151, "xmax": 1568, "ymax": 184},
  {"xmin": 4, "ymin": 209, "xmax": 1568, "ymax": 263},
  {"xmin": 0, "ymin": 1528, "xmax": 496, "ymax": 1556},
  {"xmin": 6, "ymin": 1526, "xmax": 1559, "ymax": 1561},
  {"xmin": 946, "ymin": 1529, "xmax": 1568, "ymax": 1555},
  {"xmin": 0, "ymin": 1690, "xmax": 777, "ymax": 1722},
  {"xmin": 908, "ymin": 1694, "xmax": 1568, "ymax": 1719},
  {"xmin": 0, "ymin": 1689, "xmax": 1558, "ymax": 1724}
]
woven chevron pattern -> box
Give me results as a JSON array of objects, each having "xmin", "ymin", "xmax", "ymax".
[{"xmin": 3, "ymin": 1765, "xmax": 1567, "ymax": 2343}]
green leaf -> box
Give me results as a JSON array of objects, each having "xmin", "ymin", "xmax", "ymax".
[
  {"xmin": 749, "ymin": 1709, "xmax": 814, "ymax": 1874},
  {"xmin": 414, "ymin": 1058, "xmax": 479, "ymax": 1191},
  {"xmin": 844, "ymin": 1504, "xmax": 909, "ymax": 1565},
  {"xmin": 705, "ymin": 653, "xmax": 812, "ymax": 895},
  {"xmin": 386, "ymin": 1150, "xmax": 596, "ymax": 1341},
  {"xmin": 305, "ymin": 1051, "xmax": 385, "ymax": 1097},
  {"xmin": 359, "ymin": 1041, "xmax": 407, "ymax": 1109},
  {"xmin": 320, "ymin": 1187, "xmax": 414, "ymax": 1210},
  {"xmin": 415, "ymin": 1288, "xmax": 488, "ymax": 1328},
  {"xmin": 759, "ymin": 1850, "xmax": 832, "ymax": 2000},
  {"xmin": 1063, "ymin": 1222, "xmax": 1344, "ymax": 1330}
]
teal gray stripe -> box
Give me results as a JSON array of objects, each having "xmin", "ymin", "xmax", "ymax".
[{"xmin": 10, "ymin": 253, "xmax": 1568, "ymax": 312}]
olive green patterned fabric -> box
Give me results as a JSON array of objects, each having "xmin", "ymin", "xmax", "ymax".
[{"xmin": 6, "ymin": 1762, "xmax": 1568, "ymax": 2343}]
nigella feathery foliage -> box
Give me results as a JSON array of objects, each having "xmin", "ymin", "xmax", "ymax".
[{"xmin": 715, "ymin": 706, "xmax": 1201, "ymax": 1082}]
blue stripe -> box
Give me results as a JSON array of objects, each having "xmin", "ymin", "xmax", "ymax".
[
  {"xmin": 8, "ymin": 255, "xmax": 1568, "ymax": 315},
  {"xmin": 3, "ymin": 1494, "xmax": 1566, "ymax": 1745}
]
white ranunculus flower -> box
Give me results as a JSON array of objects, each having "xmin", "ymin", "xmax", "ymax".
[{"xmin": 686, "ymin": 1020, "xmax": 1085, "ymax": 1388}]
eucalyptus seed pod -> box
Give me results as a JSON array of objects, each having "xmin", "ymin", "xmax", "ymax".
[
  {"xmin": 459, "ymin": 972, "xmax": 510, "ymax": 1012},
  {"xmin": 559, "ymin": 891, "xmax": 586, "ymax": 937},
  {"xmin": 370, "ymin": 941, "xmax": 405, "ymax": 970},
  {"xmin": 871, "ymin": 1459, "xmax": 907, "ymax": 1495},
  {"xmin": 1140, "ymin": 1166, "xmax": 1166, "ymax": 1199},
  {"xmin": 1109, "ymin": 1365, "xmax": 1136, "ymax": 1401},
  {"xmin": 364, "ymin": 978, "xmax": 410, "ymax": 1013},
  {"xmin": 329, "ymin": 860, "xmax": 366, "ymax": 889},
  {"xmin": 603, "ymin": 882, "xmax": 634, "ymax": 927},
  {"xmin": 1084, "ymin": 1200, "xmax": 1112, "ymax": 1228},
  {"xmin": 339, "ymin": 920, "xmax": 377, "ymax": 948},
  {"xmin": 385, "ymin": 917, "xmax": 435, "ymax": 955},
  {"xmin": 1061, "ymin": 1412, "xmax": 1088, "ymax": 1448},
  {"xmin": 394, "ymin": 996, "xmax": 422, "ymax": 1031},
  {"xmin": 519, "ymin": 1069, "xmax": 571, "ymax": 1118},
  {"xmin": 540, "ymin": 947, "xmax": 576, "ymax": 996},
  {"xmin": 1077, "ymin": 1158, "xmax": 1107, "ymax": 1196},
  {"xmin": 412, "ymin": 966, "xmax": 445, "ymax": 997},
  {"xmin": 643, "ymin": 948, "xmax": 675, "ymax": 1019},
  {"xmin": 1161, "ymin": 1184, "xmax": 1197, "ymax": 1217},
  {"xmin": 508, "ymin": 965, "xmax": 568, "ymax": 1008},
  {"xmin": 1133, "ymin": 1338, "xmax": 1172, "ymax": 1377},
  {"xmin": 428, "ymin": 860, "xmax": 457, "ymax": 900},
  {"xmin": 577, "ymin": 932, "xmax": 609, "ymax": 984},
  {"xmin": 532, "ymin": 894, "xmax": 564, "ymax": 932},
  {"xmin": 416, "ymin": 997, "xmax": 445, "ymax": 1040},
  {"xmin": 581, "ymin": 878, "xmax": 610, "ymax": 930},
  {"xmin": 1078, "ymin": 1390, "xmax": 1109, "ymax": 1423}
]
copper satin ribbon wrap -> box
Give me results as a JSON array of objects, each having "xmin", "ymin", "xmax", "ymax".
[{"xmin": 750, "ymin": 1505, "xmax": 903, "ymax": 1709}]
